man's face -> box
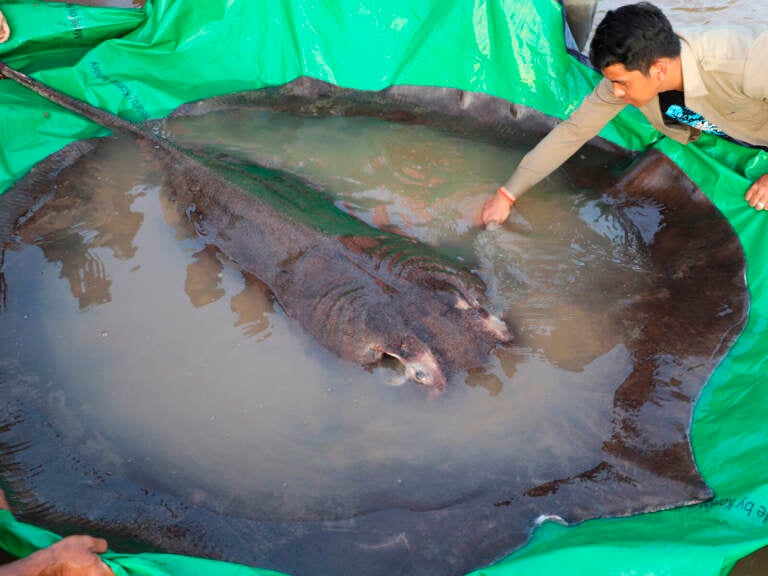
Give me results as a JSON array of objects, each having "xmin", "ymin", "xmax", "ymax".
[{"xmin": 602, "ymin": 62, "xmax": 663, "ymax": 108}]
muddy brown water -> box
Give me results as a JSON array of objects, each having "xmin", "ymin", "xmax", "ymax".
[
  {"xmin": 594, "ymin": 0, "xmax": 767, "ymax": 29},
  {"xmin": 0, "ymin": 87, "xmax": 748, "ymax": 575},
  {"xmin": 1, "ymin": 113, "xmax": 640, "ymax": 521}
]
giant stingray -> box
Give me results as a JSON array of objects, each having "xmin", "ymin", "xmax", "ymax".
[
  {"xmin": 0, "ymin": 68, "xmax": 749, "ymax": 576},
  {"xmin": 0, "ymin": 63, "xmax": 515, "ymax": 391}
]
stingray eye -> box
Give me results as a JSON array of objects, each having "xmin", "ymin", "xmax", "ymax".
[{"xmin": 453, "ymin": 295, "xmax": 470, "ymax": 310}]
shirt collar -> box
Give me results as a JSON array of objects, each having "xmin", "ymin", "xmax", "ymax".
[{"xmin": 678, "ymin": 34, "xmax": 708, "ymax": 99}]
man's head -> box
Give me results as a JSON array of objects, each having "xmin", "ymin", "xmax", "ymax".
[
  {"xmin": 589, "ymin": 2, "xmax": 682, "ymax": 107},
  {"xmin": 589, "ymin": 2, "xmax": 680, "ymax": 73}
]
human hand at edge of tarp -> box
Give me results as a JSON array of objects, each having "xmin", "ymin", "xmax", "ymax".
[
  {"xmin": 481, "ymin": 186, "xmax": 516, "ymax": 227},
  {"xmin": 16, "ymin": 536, "xmax": 114, "ymax": 576},
  {"xmin": 745, "ymin": 173, "xmax": 768, "ymax": 212},
  {"xmin": 0, "ymin": 11, "xmax": 10, "ymax": 44},
  {"xmin": 0, "ymin": 488, "xmax": 114, "ymax": 576}
]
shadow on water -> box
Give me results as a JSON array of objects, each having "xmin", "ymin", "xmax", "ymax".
[{"xmin": 0, "ymin": 81, "xmax": 749, "ymax": 575}]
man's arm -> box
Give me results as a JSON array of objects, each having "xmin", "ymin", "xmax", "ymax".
[
  {"xmin": 482, "ymin": 78, "xmax": 626, "ymax": 224},
  {"xmin": 741, "ymin": 31, "xmax": 768, "ymax": 212}
]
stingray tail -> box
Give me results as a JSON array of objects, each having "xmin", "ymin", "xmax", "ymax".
[{"xmin": 0, "ymin": 61, "xmax": 150, "ymax": 141}]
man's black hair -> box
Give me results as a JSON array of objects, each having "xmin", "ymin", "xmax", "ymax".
[{"xmin": 589, "ymin": 2, "xmax": 681, "ymax": 74}]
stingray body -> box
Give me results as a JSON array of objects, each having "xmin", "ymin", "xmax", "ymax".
[
  {"xmin": 0, "ymin": 74, "xmax": 749, "ymax": 576},
  {"xmin": 0, "ymin": 62, "xmax": 512, "ymax": 391}
]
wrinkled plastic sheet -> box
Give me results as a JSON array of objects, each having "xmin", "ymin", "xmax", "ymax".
[{"xmin": 0, "ymin": 1, "xmax": 767, "ymax": 575}]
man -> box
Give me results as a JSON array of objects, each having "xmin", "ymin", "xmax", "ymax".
[
  {"xmin": 0, "ymin": 10, "xmax": 9, "ymax": 43},
  {"xmin": 482, "ymin": 2, "xmax": 768, "ymax": 224}
]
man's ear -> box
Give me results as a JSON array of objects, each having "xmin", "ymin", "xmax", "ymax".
[{"xmin": 651, "ymin": 59, "xmax": 668, "ymax": 83}]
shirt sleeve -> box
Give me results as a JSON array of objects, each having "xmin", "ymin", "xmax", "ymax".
[
  {"xmin": 503, "ymin": 78, "xmax": 627, "ymax": 199},
  {"xmin": 744, "ymin": 30, "xmax": 768, "ymax": 102}
]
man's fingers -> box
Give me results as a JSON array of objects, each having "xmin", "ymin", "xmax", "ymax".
[
  {"xmin": 745, "ymin": 174, "xmax": 768, "ymax": 211},
  {"xmin": 480, "ymin": 193, "xmax": 512, "ymax": 225},
  {"xmin": 85, "ymin": 536, "xmax": 109, "ymax": 554},
  {"xmin": 67, "ymin": 534, "xmax": 109, "ymax": 554},
  {"xmin": 0, "ymin": 13, "xmax": 10, "ymax": 43}
]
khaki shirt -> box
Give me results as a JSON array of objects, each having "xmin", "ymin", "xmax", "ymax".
[{"xmin": 503, "ymin": 26, "xmax": 768, "ymax": 199}]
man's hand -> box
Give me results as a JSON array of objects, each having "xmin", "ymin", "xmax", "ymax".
[
  {"xmin": 745, "ymin": 174, "xmax": 768, "ymax": 211},
  {"xmin": 0, "ymin": 11, "xmax": 10, "ymax": 43},
  {"xmin": 0, "ymin": 536, "xmax": 114, "ymax": 576},
  {"xmin": 0, "ymin": 488, "xmax": 113, "ymax": 576},
  {"xmin": 481, "ymin": 190, "xmax": 514, "ymax": 226},
  {"xmin": 35, "ymin": 536, "xmax": 113, "ymax": 576}
]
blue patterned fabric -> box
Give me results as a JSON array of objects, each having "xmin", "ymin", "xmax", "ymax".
[{"xmin": 664, "ymin": 103, "xmax": 725, "ymax": 136}]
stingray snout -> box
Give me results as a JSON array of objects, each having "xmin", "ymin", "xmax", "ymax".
[
  {"xmin": 373, "ymin": 337, "xmax": 447, "ymax": 392},
  {"xmin": 403, "ymin": 352, "xmax": 447, "ymax": 391}
]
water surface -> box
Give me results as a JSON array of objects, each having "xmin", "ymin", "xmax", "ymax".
[{"xmin": 0, "ymin": 97, "xmax": 743, "ymax": 574}]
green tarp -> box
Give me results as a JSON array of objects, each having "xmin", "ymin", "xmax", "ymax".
[{"xmin": 0, "ymin": 0, "xmax": 767, "ymax": 574}]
